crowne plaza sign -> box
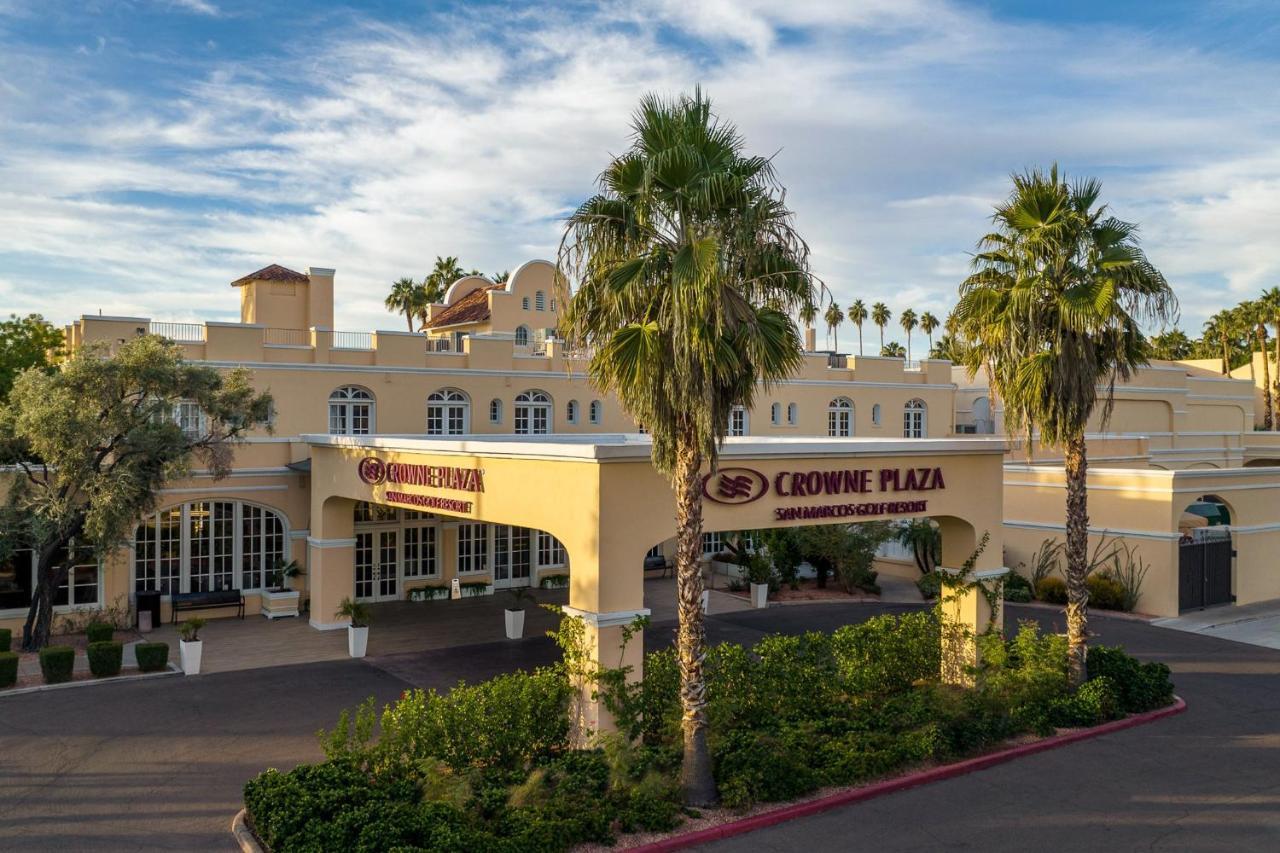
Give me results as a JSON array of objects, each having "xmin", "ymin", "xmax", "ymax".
[
  {"xmin": 357, "ymin": 457, "xmax": 485, "ymax": 492},
  {"xmin": 703, "ymin": 465, "xmax": 946, "ymax": 521}
]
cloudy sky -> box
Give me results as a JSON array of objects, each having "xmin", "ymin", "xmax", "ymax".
[{"xmin": 1, "ymin": 0, "xmax": 1278, "ymax": 349}]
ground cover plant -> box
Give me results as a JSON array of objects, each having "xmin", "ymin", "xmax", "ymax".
[{"xmin": 243, "ymin": 609, "xmax": 1173, "ymax": 852}]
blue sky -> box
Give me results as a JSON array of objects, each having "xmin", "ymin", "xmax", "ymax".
[{"xmin": 2, "ymin": 0, "xmax": 1279, "ymax": 348}]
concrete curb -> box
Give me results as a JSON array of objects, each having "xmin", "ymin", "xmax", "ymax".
[
  {"xmin": 633, "ymin": 695, "xmax": 1188, "ymax": 852},
  {"xmin": 0, "ymin": 664, "xmax": 181, "ymax": 698},
  {"xmin": 232, "ymin": 809, "xmax": 262, "ymax": 853}
]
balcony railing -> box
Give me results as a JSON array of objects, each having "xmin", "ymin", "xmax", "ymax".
[
  {"xmin": 330, "ymin": 330, "xmax": 373, "ymax": 350},
  {"xmin": 264, "ymin": 327, "xmax": 311, "ymax": 347},
  {"xmin": 150, "ymin": 321, "xmax": 205, "ymax": 343}
]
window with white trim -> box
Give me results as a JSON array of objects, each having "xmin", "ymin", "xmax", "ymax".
[
  {"xmin": 771, "ymin": 403, "xmax": 781, "ymax": 425},
  {"xmin": 173, "ymin": 400, "xmax": 207, "ymax": 440},
  {"xmin": 456, "ymin": 523, "xmax": 488, "ymax": 573},
  {"xmin": 828, "ymin": 397, "xmax": 854, "ymax": 437},
  {"xmin": 489, "ymin": 398, "xmax": 503, "ymax": 424},
  {"xmin": 515, "ymin": 325, "xmax": 530, "ymax": 346},
  {"xmin": 566, "ymin": 400, "xmax": 579, "ymax": 424},
  {"xmin": 427, "ymin": 388, "xmax": 469, "ymax": 435},
  {"xmin": 0, "ymin": 548, "xmax": 34, "ymax": 610},
  {"xmin": 535, "ymin": 290, "xmax": 546, "ymax": 310},
  {"xmin": 133, "ymin": 501, "xmax": 286, "ymax": 594},
  {"xmin": 328, "ymin": 386, "xmax": 374, "ymax": 435},
  {"xmin": 904, "ymin": 398, "xmax": 927, "ymax": 438},
  {"xmin": 522, "ymin": 297, "xmax": 530, "ymax": 310},
  {"xmin": 402, "ymin": 524, "xmax": 437, "ymax": 578},
  {"xmin": 514, "ymin": 390, "xmax": 552, "ymax": 434},
  {"xmin": 52, "ymin": 542, "xmax": 100, "ymax": 607},
  {"xmin": 701, "ymin": 532, "xmax": 725, "ymax": 556},
  {"xmin": 787, "ymin": 402, "xmax": 798, "ymax": 426},
  {"xmin": 589, "ymin": 400, "xmax": 602, "ymax": 424},
  {"xmin": 536, "ymin": 531, "xmax": 568, "ymax": 567},
  {"xmin": 872, "ymin": 403, "xmax": 882, "ymax": 426},
  {"xmin": 727, "ymin": 406, "xmax": 747, "ymax": 436}
]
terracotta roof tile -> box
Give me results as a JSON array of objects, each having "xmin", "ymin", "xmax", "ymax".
[
  {"xmin": 425, "ymin": 284, "xmax": 502, "ymax": 328},
  {"xmin": 231, "ymin": 264, "xmax": 310, "ymax": 286}
]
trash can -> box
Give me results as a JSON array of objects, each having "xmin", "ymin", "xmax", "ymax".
[{"xmin": 136, "ymin": 590, "xmax": 162, "ymax": 632}]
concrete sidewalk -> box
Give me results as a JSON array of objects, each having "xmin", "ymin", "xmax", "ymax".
[{"xmin": 1152, "ymin": 597, "xmax": 1280, "ymax": 651}]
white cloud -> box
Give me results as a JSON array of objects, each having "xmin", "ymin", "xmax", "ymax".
[{"xmin": 166, "ymin": 0, "xmax": 220, "ymax": 16}]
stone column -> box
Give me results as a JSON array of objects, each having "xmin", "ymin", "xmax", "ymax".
[
  {"xmin": 308, "ymin": 496, "xmax": 356, "ymax": 630},
  {"xmin": 937, "ymin": 566, "xmax": 1008, "ymax": 684}
]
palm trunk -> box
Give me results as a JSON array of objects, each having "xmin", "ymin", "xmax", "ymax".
[
  {"xmin": 1259, "ymin": 328, "xmax": 1273, "ymax": 430},
  {"xmin": 1221, "ymin": 334, "xmax": 1229, "ymax": 375},
  {"xmin": 1273, "ymin": 323, "xmax": 1280, "ymax": 427},
  {"xmin": 406, "ymin": 312, "xmax": 414, "ymax": 333},
  {"xmin": 857, "ymin": 325, "xmax": 863, "ymax": 355},
  {"xmin": 906, "ymin": 333, "xmax": 912, "ymax": 362},
  {"xmin": 674, "ymin": 426, "xmax": 717, "ymax": 806},
  {"xmin": 879, "ymin": 327, "xmax": 884, "ymax": 350},
  {"xmin": 1063, "ymin": 432, "xmax": 1090, "ymax": 688}
]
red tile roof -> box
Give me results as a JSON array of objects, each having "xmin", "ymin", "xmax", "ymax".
[
  {"xmin": 231, "ymin": 264, "xmax": 310, "ymax": 286},
  {"xmin": 425, "ymin": 284, "xmax": 503, "ymax": 328}
]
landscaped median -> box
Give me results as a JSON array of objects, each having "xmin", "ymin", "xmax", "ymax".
[
  {"xmin": 0, "ymin": 623, "xmax": 176, "ymax": 694},
  {"xmin": 238, "ymin": 610, "xmax": 1178, "ymax": 852}
]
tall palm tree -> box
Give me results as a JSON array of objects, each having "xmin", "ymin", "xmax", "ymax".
[
  {"xmin": 1204, "ymin": 311, "xmax": 1234, "ymax": 375},
  {"xmin": 824, "ymin": 302, "xmax": 844, "ymax": 352},
  {"xmin": 1241, "ymin": 300, "xmax": 1273, "ymax": 429},
  {"xmin": 412, "ymin": 264, "xmax": 455, "ymax": 331},
  {"xmin": 1261, "ymin": 286, "xmax": 1280, "ymax": 428},
  {"xmin": 954, "ymin": 165, "xmax": 1174, "ymax": 687},
  {"xmin": 557, "ymin": 90, "xmax": 817, "ymax": 804},
  {"xmin": 872, "ymin": 302, "xmax": 891, "ymax": 351},
  {"xmin": 384, "ymin": 277, "xmax": 419, "ymax": 332},
  {"xmin": 899, "ymin": 308, "xmax": 918, "ymax": 361},
  {"xmin": 920, "ymin": 311, "xmax": 939, "ymax": 355},
  {"xmin": 847, "ymin": 299, "xmax": 867, "ymax": 355}
]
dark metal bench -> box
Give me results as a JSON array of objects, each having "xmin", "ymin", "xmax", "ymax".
[
  {"xmin": 643, "ymin": 554, "xmax": 673, "ymax": 577},
  {"xmin": 171, "ymin": 588, "xmax": 244, "ymax": 623}
]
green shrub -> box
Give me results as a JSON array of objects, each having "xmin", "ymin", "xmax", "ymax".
[
  {"xmin": 1086, "ymin": 573, "xmax": 1127, "ymax": 611},
  {"xmin": 831, "ymin": 611, "xmax": 940, "ymax": 696},
  {"xmin": 85, "ymin": 621, "xmax": 113, "ymax": 643},
  {"xmin": 0, "ymin": 651, "xmax": 17, "ymax": 688},
  {"xmin": 540, "ymin": 573, "xmax": 570, "ymax": 589},
  {"xmin": 1051, "ymin": 676, "xmax": 1121, "ymax": 727},
  {"xmin": 714, "ymin": 729, "xmax": 822, "ymax": 809},
  {"xmin": 1003, "ymin": 572, "xmax": 1033, "ymax": 602},
  {"xmin": 916, "ymin": 571, "xmax": 942, "ymax": 600},
  {"xmin": 1035, "ymin": 576, "xmax": 1067, "ymax": 603},
  {"xmin": 1087, "ymin": 646, "xmax": 1174, "ymax": 713},
  {"xmin": 39, "ymin": 645, "xmax": 75, "ymax": 684},
  {"xmin": 0, "ymin": 627, "xmax": 11, "ymax": 653},
  {"xmin": 87, "ymin": 641, "xmax": 123, "ymax": 678},
  {"xmin": 135, "ymin": 642, "xmax": 170, "ymax": 672}
]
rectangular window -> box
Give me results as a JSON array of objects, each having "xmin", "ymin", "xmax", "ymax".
[
  {"xmin": 0, "ymin": 549, "xmax": 33, "ymax": 610},
  {"xmin": 52, "ymin": 543, "xmax": 98, "ymax": 607},
  {"xmin": 174, "ymin": 400, "xmax": 206, "ymax": 439},
  {"xmin": 456, "ymin": 523, "xmax": 488, "ymax": 574},
  {"xmin": 328, "ymin": 403, "xmax": 348, "ymax": 435},
  {"xmin": 403, "ymin": 525, "xmax": 437, "ymax": 578},
  {"xmin": 728, "ymin": 408, "xmax": 746, "ymax": 436},
  {"xmin": 701, "ymin": 532, "xmax": 724, "ymax": 556},
  {"xmin": 536, "ymin": 531, "xmax": 567, "ymax": 567}
]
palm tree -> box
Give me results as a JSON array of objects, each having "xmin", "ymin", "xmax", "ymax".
[
  {"xmin": 953, "ymin": 165, "xmax": 1174, "ymax": 687},
  {"xmin": 899, "ymin": 308, "xmax": 918, "ymax": 362},
  {"xmin": 426, "ymin": 256, "xmax": 466, "ymax": 294},
  {"xmin": 824, "ymin": 302, "xmax": 844, "ymax": 352},
  {"xmin": 1204, "ymin": 311, "xmax": 1234, "ymax": 375},
  {"xmin": 1147, "ymin": 328, "xmax": 1193, "ymax": 360},
  {"xmin": 557, "ymin": 90, "xmax": 817, "ymax": 805},
  {"xmin": 384, "ymin": 277, "xmax": 419, "ymax": 332},
  {"xmin": 493, "ymin": 270, "xmax": 511, "ymax": 283},
  {"xmin": 1261, "ymin": 286, "xmax": 1280, "ymax": 428},
  {"xmin": 920, "ymin": 311, "xmax": 939, "ymax": 355},
  {"xmin": 872, "ymin": 302, "xmax": 891, "ymax": 352},
  {"xmin": 1241, "ymin": 300, "xmax": 1273, "ymax": 429},
  {"xmin": 880, "ymin": 341, "xmax": 905, "ymax": 357},
  {"xmin": 847, "ymin": 299, "xmax": 867, "ymax": 355}
]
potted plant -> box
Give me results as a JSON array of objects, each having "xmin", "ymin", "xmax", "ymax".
[
  {"xmin": 504, "ymin": 588, "xmax": 535, "ymax": 639},
  {"xmin": 338, "ymin": 597, "xmax": 370, "ymax": 658},
  {"xmin": 746, "ymin": 554, "xmax": 773, "ymax": 609},
  {"xmin": 262, "ymin": 558, "xmax": 304, "ymax": 619},
  {"xmin": 178, "ymin": 617, "xmax": 206, "ymax": 675}
]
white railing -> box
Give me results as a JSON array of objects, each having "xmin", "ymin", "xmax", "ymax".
[
  {"xmin": 264, "ymin": 327, "xmax": 312, "ymax": 347},
  {"xmin": 150, "ymin": 321, "xmax": 205, "ymax": 343},
  {"xmin": 330, "ymin": 330, "xmax": 373, "ymax": 350}
]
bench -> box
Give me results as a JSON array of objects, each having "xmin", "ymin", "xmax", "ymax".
[
  {"xmin": 171, "ymin": 589, "xmax": 244, "ymax": 623},
  {"xmin": 643, "ymin": 554, "xmax": 673, "ymax": 578}
]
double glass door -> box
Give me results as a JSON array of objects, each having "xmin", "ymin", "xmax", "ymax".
[
  {"xmin": 493, "ymin": 525, "xmax": 531, "ymax": 588},
  {"xmin": 355, "ymin": 530, "xmax": 399, "ymax": 602}
]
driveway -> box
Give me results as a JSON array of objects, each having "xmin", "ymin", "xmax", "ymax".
[{"xmin": 1, "ymin": 603, "xmax": 1276, "ymax": 851}]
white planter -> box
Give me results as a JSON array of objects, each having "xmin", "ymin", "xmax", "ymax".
[
  {"xmin": 179, "ymin": 639, "xmax": 203, "ymax": 675},
  {"xmin": 504, "ymin": 608, "xmax": 526, "ymax": 640},
  {"xmin": 750, "ymin": 583, "xmax": 769, "ymax": 609},
  {"xmin": 348, "ymin": 625, "xmax": 369, "ymax": 658},
  {"xmin": 261, "ymin": 588, "xmax": 301, "ymax": 619},
  {"xmin": 700, "ymin": 589, "xmax": 710, "ymax": 614}
]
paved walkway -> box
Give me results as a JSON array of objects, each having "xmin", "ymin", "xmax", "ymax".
[
  {"xmin": 1153, "ymin": 597, "xmax": 1280, "ymax": 651},
  {"xmin": 2, "ymin": 603, "xmax": 1276, "ymax": 851}
]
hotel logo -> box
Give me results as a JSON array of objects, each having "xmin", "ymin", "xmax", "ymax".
[{"xmin": 702, "ymin": 468, "xmax": 770, "ymax": 505}]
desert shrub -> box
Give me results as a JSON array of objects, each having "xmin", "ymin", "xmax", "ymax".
[
  {"xmin": 1086, "ymin": 573, "xmax": 1127, "ymax": 611},
  {"xmin": 87, "ymin": 641, "xmax": 123, "ymax": 677},
  {"xmin": 85, "ymin": 621, "xmax": 113, "ymax": 643},
  {"xmin": 0, "ymin": 651, "xmax": 17, "ymax": 688},
  {"xmin": 1035, "ymin": 576, "xmax": 1067, "ymax": 603},
  {"xmin": 39, "ymin": 645, "xmax": 75, "ymax": 684},
  {"xmin": 135, "ymin": 642, "xmax": 170, "ymax": 672}
]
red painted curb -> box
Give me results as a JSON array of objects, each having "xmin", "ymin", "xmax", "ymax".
[{"xmin": 634, "ymin": 696, "xmax": 1187, "ymax": 852}]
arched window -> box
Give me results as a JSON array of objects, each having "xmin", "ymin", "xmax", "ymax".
[
  {"xmin": 771, "ymin": 402, "xmax": 782, "ymax": 425},
  {"xmin": 728, "ymin": 405, "xmax": 748, "ymax": 436},
  {"xmin": 827, "ymin": 397, "xmax": 854, "ymax": 437},
  {"xmin": 872, "ymin": 403, "xmax": 882, "ymax": 426},
  {"xmin": 514, "ymin": 325, "xmax": 530, "ymax": 346},
  {"xmin": 133, "ymin": 501, "xmax": 286, "ymax": 594},
  {"xmin": 521, "ymin": 297, "xmax": 530, "ymax": 310},
  {"xmin": 566, "ymin": 400, "xmax": 580, "ymax": 424},
  {"xmin": 515, "ymin": 390, "xmax": 552, "ymax": 434},
  {"xmin": 589, "ymin": 400, "xmax": 602, "ymax": 424},
  {"xmin": 329, "ymin": 386, "xmax": 374, "ymax": 435},
  {"xmin": 787, "ymin": 402, "xmax": 798, "ymax": 426},
  {"xmin": 489, "ymin": 398, "xmax": 503, "ymax": 425},
  {"xmin": 535, "ymin": 290, "xmax": 546, "ymax": 311},
  {"xmin": 904, "ymin": 398, "xmax": 927, "ymax": 438},
  {"xmin": 426, "ymin": 388, "xmax": 469, "ymax": 435}
]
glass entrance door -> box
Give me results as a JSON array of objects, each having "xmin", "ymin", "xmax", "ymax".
[
  {"xmin": 355, "ymin": 530, "xmax": 399, "ymax": 602},
  {"xmin": 493, "ymin": 525, "xmax": 532, "ymax": 588}
]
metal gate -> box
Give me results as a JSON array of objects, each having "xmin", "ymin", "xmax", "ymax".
[{"xmin": 1178, "ymin": 537, "xmax": 1233, "ymax": 611}]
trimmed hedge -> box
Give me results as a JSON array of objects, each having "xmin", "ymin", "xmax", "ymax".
[
  {"xmin": 39, "ymin": 645, "xmax": 75, "ymax": 684},
  {"xmin": 135, "ymin": 642, "xmax": 170, "ymax": 673},
  {"xmin": 1036, "ymin": 576, "xmax": 1067, "ymax": 603},
  {"xmin": 0, "ymin": 651, "xmax": 17, "ymax": 688},
  {"xmin": 85, "ymin": 622, "xmax": 114, "ymax": 644},
  {"xmin": 87, "ymin": 641, "xmax": 123, "ymax": 678},
  {"xmin": 0, "ymin": 627, "xmax": 11, "ymax": 653}
]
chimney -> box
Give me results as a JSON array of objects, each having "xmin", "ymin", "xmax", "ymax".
[
  {"xmin": 804, "ymin": 326, "xmax": 817, "ymax": 352},
  {"xmin": 306, "ymin": 267, "xmax": 336, "ymax": 330}
]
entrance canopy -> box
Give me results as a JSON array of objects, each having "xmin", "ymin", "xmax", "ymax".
[{"xmin": 303, "ymin": 433, "xmax": 1008, "ymax": 623}]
